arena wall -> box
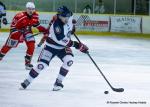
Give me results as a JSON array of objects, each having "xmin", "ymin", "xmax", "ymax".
[{"xmin": 1, "ymin": 11, "xmax": 150, "ymax": 38}]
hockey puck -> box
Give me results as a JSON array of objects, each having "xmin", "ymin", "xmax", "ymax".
[{"xmin": 104, "ymin": 91, "xmax": 109, "ymax": 94}]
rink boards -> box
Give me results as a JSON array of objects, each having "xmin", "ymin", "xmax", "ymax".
[{"xmin": 1, "ymin": 11, "xmax": 150, "ymax": 37}]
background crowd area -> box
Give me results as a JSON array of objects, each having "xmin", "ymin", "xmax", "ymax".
[{"xmin": 0, "ymin": 0, "xmax": 149, "ymax": 15}]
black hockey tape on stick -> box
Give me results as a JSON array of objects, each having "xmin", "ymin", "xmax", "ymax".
[{"xmin": 73, "ymin": 33, "xmax": 124, "ymax": 93}]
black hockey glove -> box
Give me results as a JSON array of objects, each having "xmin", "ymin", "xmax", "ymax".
[
  {"xmin": 2, "ymin": 18, "xmax": 8, "ymax": 25},
  {"xmin": 71, "ymin": 19, "xmax": 77, "ymax": 34}
]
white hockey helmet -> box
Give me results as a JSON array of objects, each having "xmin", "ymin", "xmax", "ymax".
[{"xmin": 26, "ymin": 2, "xmax": 35, "ymax": 9}]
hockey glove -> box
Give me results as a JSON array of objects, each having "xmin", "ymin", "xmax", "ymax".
[
  {"xmin": 78, "ymin": 42, "xmax": 89, "ymax": 53},
  {"xmin": 71, "ymin": 19, "xmax": 77, "ymax": 34},
  {"xmin": 43, "ymin": 29, "xmax": 49, "ymax": 35},
  {"xmin": 2, "ymin": 18, "xmax": 8, "ymax": 25},
  {"xmin": 72, "ymin": 19, "xmax": 77, "ymax": 24},
  {"xmin": 70, "ymin": 41, "xmax": 89, "ymax": 53}
]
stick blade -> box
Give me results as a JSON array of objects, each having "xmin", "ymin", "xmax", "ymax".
[{"xmin": 112, "ymin": 88, "xmax": 124, "ymax": 92}]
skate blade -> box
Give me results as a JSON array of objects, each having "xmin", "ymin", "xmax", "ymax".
[
  {"xmin": 52, "ymin": 86, "xmax": 62, "ymax": 91},
  {"xmin": 19, "ymin": 87, "xmax": 26, "ymax": 90}
]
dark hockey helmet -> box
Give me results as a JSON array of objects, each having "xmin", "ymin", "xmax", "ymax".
[{"xmin": 57, "ymin": 6, "xmax": 72, "ymax": 17}]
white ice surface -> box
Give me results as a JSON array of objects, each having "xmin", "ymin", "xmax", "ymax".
[{"xmin": 0, "ymin": 33, "xmax": 150, "ymax": 107}]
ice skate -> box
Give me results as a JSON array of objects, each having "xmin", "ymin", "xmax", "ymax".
[
  {"xmin": 53, "ymin": 79, "xmax": 64, "ymax": 91},
  {"xmin": 20, "ymin": 79, "xmax": 30, "ymax": 89}
]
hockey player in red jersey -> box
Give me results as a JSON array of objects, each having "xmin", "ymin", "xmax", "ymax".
[{"xmin": 0, "ymin": 2, "xmax": 49, "ymax": 70}]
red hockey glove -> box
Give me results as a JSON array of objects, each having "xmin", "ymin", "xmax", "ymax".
[
  {"xmin": 78, "ymin": 43, "xmax": 89, "ymax": 53},
  {"xmin": 43, "ymin": 29, "xmax": 49, "ymax": 35},
  {"xmin": 37, "ymin": 26, "xmax": 49, "ymax": 35}
]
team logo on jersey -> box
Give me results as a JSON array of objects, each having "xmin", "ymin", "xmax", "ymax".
[
  {"xmin": 55, "ymin": 26, "xmax": 61, "ymax": 34},
  {"xmin": 37, "ymin": 64, "xmax": 44, "ymax": 70}
]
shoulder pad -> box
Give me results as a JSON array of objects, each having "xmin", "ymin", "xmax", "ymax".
[
  {"xmin": 15, "ymin": 12, "xmax": 26, "ymax": 19},
  {"xmin": 33, "ymin": 11, "xmax": 39, "ymax": 16}
]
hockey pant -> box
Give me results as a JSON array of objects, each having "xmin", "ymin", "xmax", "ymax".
[
  {"xmin": 0, "ymin": 31, "xmax": 35, "ymax": 64},
  {"xmin": 28, "ymin": 45, "xmax": 74, "ymax": 80}
]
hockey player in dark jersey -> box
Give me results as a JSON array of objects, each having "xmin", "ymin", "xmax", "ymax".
[
  {"xmin": 0, "ymin": 1, "xmax": 8, "ymax": 28},
  {"xmin": 21, "ymin": 6, "xmax": 89, "ymax": 91}
]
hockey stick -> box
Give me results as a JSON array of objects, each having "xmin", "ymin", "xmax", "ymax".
[
  {"xmin": 25, "ymin": 32, "xmax": 43, "ymax": 40},
  {"xmin": 73, "ymin": 33, "xmax": 124, "ymax": 92},
  {"xmin": 32, "ymin": 32, "xmax": 43, "ymax": 36}
]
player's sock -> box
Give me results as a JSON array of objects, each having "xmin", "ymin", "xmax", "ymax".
[
  {"xmin": 20, "ymin": 69, "xmax": 39, "ymax": 89},
  {"xmin": 25, "ymin": 55, "xmax": 33, "ymax": 70},
  {"xmin": 21, "ymin": 79, "xmax": 30, "ymax": 89},
  {"xmin": 26, "ymin": 74, "xmax": 34, "ymax": 83}
]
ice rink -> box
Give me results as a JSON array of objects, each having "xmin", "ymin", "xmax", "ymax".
[{"xmin": 0, "ymin": 32, "xmax": 150, "ymax": 107}]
